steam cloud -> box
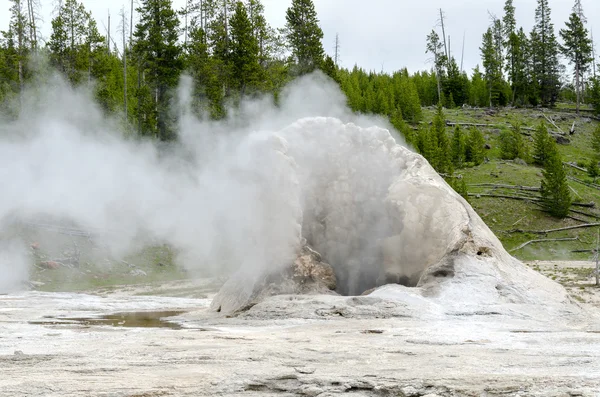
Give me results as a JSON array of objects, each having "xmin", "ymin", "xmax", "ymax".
[{"xmin": 0, "ymin": 71, "xmax": 404, "ymax": 294}]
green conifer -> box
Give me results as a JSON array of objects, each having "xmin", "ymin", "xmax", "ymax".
[
  {"xmin": 451, "ymin": 125, "xmax": 466, "ymax": 168},
  {"xmin": 591, "ymin": 123, "xmax": 600, "ymax": 157},
  {"xmin": 533, "ymin": 121, "xmax": 555, "ymax": 166},
  {"xmin": 466, "ymin": 127, "xmax": 485, "ymax": 165},
  {"xmin": 540, "ymin": 143, "xmax": 571, "ymax": 218}
]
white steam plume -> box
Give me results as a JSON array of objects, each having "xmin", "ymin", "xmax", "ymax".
[{"xmin": 0, "ymin": 71, "xmax": 404, "ymax": 294}]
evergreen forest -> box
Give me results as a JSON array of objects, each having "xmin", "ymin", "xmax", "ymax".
[{"xmin": 3, "ymin": 0, "xmax": 600, "ymax": 260}]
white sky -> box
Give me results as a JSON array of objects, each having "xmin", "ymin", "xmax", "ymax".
[{"xmin": 1, "ymin": 0, "xmax": 599, "ymax": 75}]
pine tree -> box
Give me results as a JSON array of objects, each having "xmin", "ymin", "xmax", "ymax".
[
  {"xmin": 133, "ymin": 0, "xmax": 182, "ymax": 140},
  {"xmin": 503, "ymin": 0, "xmax": 526, "ymax": 105},
  {"xmin": 339, "ymin": 69, "xmax": 362, "ymax": 111},
  {"xmin": 244, "ymin": 0, "xmax": 290, "ymax": 96},
  {"xmin": 572, "ymin": 0, "xmax": 586, "ymax": 23},
  {"xmin": 540, "ymin": 143, "xmax": 571, "ymax": 218},
  {"xmin": 592, "ymin": 78, "xmax": 600, "ymax": 116},
  {"xmin": 4, "ymin": 0, "xmax": 30, "ymax": 101},
  {"xmin": 208, "ymin": 7, "xmax": 234, "ymax": 98},
  {"xmin": 469, "ymin": 66, "xmax": 488, "ymax": 107},
  {"xmin": 416, "ymin": 125, "xmax": 437, "ymax": 165},
  {"xmin": 0, "ymin": 36, "xmax": 18, "ymax": 110},
  {"xmin": 431, "ymin": 103, "xmax": 452, "ymax": 174},
  {"xmin": 530, "ymin": 0, "xmax": 561, "ymax": 106},
  {"xmin": 480, "ymin": 23, "xmax": 503, "ymax": 107},
  {"xmin": 499, "ymin": 122, "xmax": 528, "ymax": 161},
  {"xmin": 412, "ymin": 70, "xmax": 438, "ymax": 106},
  {"xmin": 443, "ymin": 57, "xmax": 469, "ymax": 107},
  {"xmin": 392, "ymin": 70, "xmax": 422, "ymax": 123},
  {"xmin": 502, "ymin": 0, "xmax": 516, "ymax": 43},
  {"xmin": 389, "ymin": 107, "xmax": 415, "ymax": 147},
  {"xmin": 591, "ymin": 123, "xmax": 600, "ymax": 157},
  {"xmin": 503, "ymin": 0, "xmax": 516, "ymax": 91},
  {"xmin": 587, "ymin": 159, "xmax": 599, "ymax": 179},
  {"xmin": 526, "ymin": 29, "xmax": 541, "ymax": 105},
  {"xmin": 49, "ymin": 0, "xmax": 90, "ymax": 82},
  {"xmin": 533, "ymin": 121, "xmax": 555, "ymax": 166},
  {"xmin": 321, "ymin": 55, "xmax": 337, "ymax": 82},
  {"xmin": 185, "ymin": 26, "xmax": 225, "ymax": 119},
  {"xmin": 245, "ymin": 0, "xmax": 271, "ymax": 66},
  {"xmin": 285, "ymin": 0, "xmax": 324, "ymax": 75},
  {"xmin": 512, "ymin": 28, "xmax": 529, "ymax": 105},
  {"xmin": 560, "ymin": 12, "xmax": 592, "ymax": 114},
  {"xmin": 47, "ymin": 0, "xmax": 108, "ymax": 88},
  {"xmin": 465, "ymin": 127, "xmax": 485, "ymax": 165},
  {"xmin": 230, "ymin": 1, "xmax": 262, "ymax": 95},
  {"xmin": 451, "ymin": 125, "xmax": 466, "ymax": 168}
]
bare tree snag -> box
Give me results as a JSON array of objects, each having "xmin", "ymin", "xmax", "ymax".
[
  {"xmin": 563, "ymin": 162, "xmax": 587, "ymax": 172},
  {"xmin": 542, "ymin": 113, "xmax": 565, "ymax": 135}
]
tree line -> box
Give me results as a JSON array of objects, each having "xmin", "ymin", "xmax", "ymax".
[
  {"xmin": 1, "ymin": 0, "xmax": 599, "ymax": 136},
  {"xmin": 2, "ymin": 0, "xmax": 598, "ymax": 219},
  {"xmin": 425, "ymin": 0, "xmax": 600, "ymax": 113},
  {"xmin": 0, "ymin": 0, "xmax": 333, "ymax": 140}
]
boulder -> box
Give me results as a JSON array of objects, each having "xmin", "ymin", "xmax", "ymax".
[{"xmin": 553, "ymin": 134, "xmax": 571, "ymax": 145}]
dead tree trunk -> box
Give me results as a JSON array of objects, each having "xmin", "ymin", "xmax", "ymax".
[
  {"xmin": 509, "ymin": 223, "xmax": 600, "ymax": 235},
  {"xmin": 130, "ymin": 0, "xmax": 134, "ymax": 45},
  {"xmin": 122, "ymin": 9, "xmax": 127, "ymax": 121}
]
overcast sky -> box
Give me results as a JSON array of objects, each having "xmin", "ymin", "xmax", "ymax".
[{"xmin": 1, "ymin": 0, "xmax": 598, "ymax": 75}]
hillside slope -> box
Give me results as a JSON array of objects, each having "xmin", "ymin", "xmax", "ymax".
[{"xmin": 419, "ymin": 105, "xmax": 600, "ymax": 261}]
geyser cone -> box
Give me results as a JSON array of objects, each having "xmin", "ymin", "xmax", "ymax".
[{"xmin": 212, "ymin": 117, "xmax": 575, "ymax": 316}]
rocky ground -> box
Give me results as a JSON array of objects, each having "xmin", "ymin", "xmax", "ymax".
[
  {"xmin": 525, "ymin": 260, "xmax": 600, "ymax": 308},
  {"xmin": 1, "ymin": 264, "xmax": 600, "ymax": 397}
]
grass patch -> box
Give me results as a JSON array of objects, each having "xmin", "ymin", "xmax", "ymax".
[
  {"xmin": 32, "ymin": 244, "xmax": 188, "ymax": 292},
  {"xmin": 421, "ymin": 105, "xmax": 600, "ymax": 261}
]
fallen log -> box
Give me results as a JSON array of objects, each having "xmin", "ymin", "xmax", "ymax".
[
  {"xmin": 564, "ymin": 162, "xmax": 588, "ymax": 173},
  {"xmin": 534, "ymin": 202, "xmax": 599, "ymax": 220},
  {"xmin": 469, "ymin": 183, "xmax": 540, "ymax": 192},
  {"xmin": 569, "ymin": 208, "xmax": 600, "ymax": 219},
  {"xmin": 510, "ymin": 237, "xmax": 579, "ymax": 252},
  {"xmin": 469, "ymin": 192, "xmax": 595, "ymax": 208},
  {"xmin": 572, "ymin": 201, "xmax": 597, "ymax": 208},
  {"xmin": 446, "ymin": 122, "xmax": 493, "ymax": 128},
  {"xmin": 542, "ymin": 113, "xmax": 565, "ymax": 135},
  {"xmin": 566, "ymin": 214, "xmax": 591, "ymax": 223},
  {"xmin": 568, "ymin": 176, "xmax": 600, "ymax": 191},
  {"xmin": 553, "ymin": 107, "xmax": 595, "ymax": 115},
  {"xmin": 569, "ymin": 185, "xmax": 583, "ymax": 200},
  {"xmin": 441, "ymin": 121, "xmax": 540, "ymax": 135},
  {"xmin": 467, "ymin": 193, "xmax": 540, "ymax": 202},
  {"xmin": 508, "ymin": 223, "xmax": 600, "ymax": 235}
]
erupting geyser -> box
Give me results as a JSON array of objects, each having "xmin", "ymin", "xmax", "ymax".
[
  {"xmin": 211, "ymin": 117, "xmax": 576, "ymax": 316},
  {"xmin": 0, "ymin": 72, "xmax": 578, "ymax": 320}
]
